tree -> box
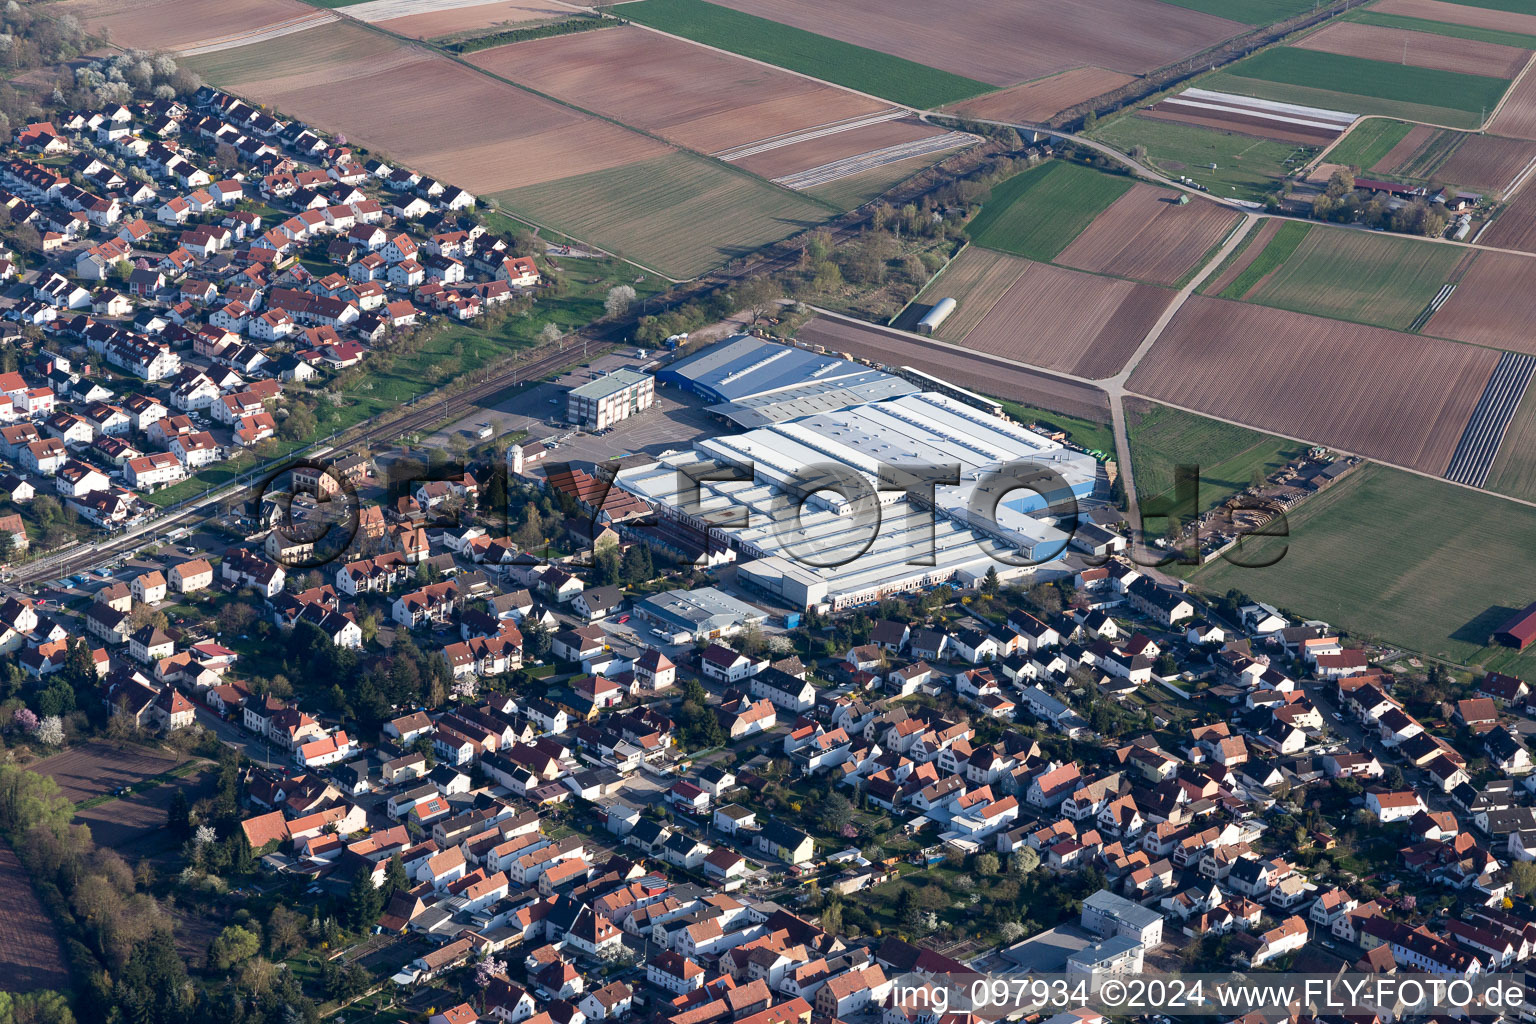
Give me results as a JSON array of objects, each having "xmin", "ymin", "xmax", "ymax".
[
  {"xmin": 208, "ymin": 924, "xmax": 260, "ymax": 970},
  {"xmin": 1510, "ymin": 861, "xmax": 1536, "ymax": 897},
  {"xmin": 166, "ymin": 789, "xmax": 191, "ymax": 839},
  {"xmin": 594, "ymin": 545, "xmax": 620, "ymax": 586},
  {"xmin": 265, "ymin": 905, "xmax": 305, "ymax": 960},
  {"xmin": 381, "ymin": 852, "xmax": 408, "ymax": 900},
  {"xmin": 815, "ymin": 793, "xmax": 854, "ymax": 835},
  {"xmin": 0, "ymin": 990, "xmax": 75, "ymax": 1024},
  {"xmin": 975, "ymin": 852, "xmax": 1000, "ymax": 877},
  {"xmin": 981, "ymin": 566, "xmax": 1000, "ymax": 596},
  {"xmin": 113, "ymin": 929, "xmax": 193, "ymax": 1024},
  {"xmin": 1009, "ymin": 847, "xmax": 1039, "ymax": 876},
  {"xmin": 347, "ymin": 863, "xmax": 383, "ymax": 931},
  {"xmin": 604, "ymin": 284, "xmax": 636, "ymax": 317},
  {"xmin": 539, "ymin": 322, "xmax": 563, "ymax": 345},
  {"xmin": 621, "ymin": 544, "xmax": 654, "ymax": 585},
  {"xmin": 35, "ymin": 715, "xmax": 63, "ymax": 746}
]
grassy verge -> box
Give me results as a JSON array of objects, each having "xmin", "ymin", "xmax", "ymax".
[{"xmin": 615, "ymin": 0, "xmax": 991, "ymax": 108}]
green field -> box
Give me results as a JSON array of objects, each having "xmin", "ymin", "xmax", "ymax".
[
  {"xmin": 1154, "ymin": 0, "xmax": 1319, "ymax": 24},
  {"xmin": 1091, "ymin": 115, "xmax": 1317, "ymax": 203},
  {"xmin": 490, "ymin": 153, "xmax": 832, "ymax": 279},
  {"xmin": 1486, "ymin": 389, "xmax": 1536, "ymax": 502},
  {"xmin": 1347, "ymin": 10, "xmax": 1536, "ymax": 50},
  {"xmin": 1208, "ymin": 48, "xmax": 1513, "ymax": 129},
  {"xmin": 994, "ymin": 398, "xmax": 1115, "ymax": 456},
  {"xmin": 1243, "ymin": 225, "xmax": 1463, "ymax": 329},
  {"xmin": 1218, "ymin": 220, "xmax": 1310, "ymax": 299},
  {"xmin": 964, "ymin": 160, "xmax": 1132, "ymax": 261},
  {"xmin": 1194, "ymin": 462, "xmax": 1536, "ymax": 675},
  {"xmin": 1326, "ymin": 118, "xmax": 1415, "ymax": 170},
  {"xmin": 617, "ymin": 0, "xmax": 991, "ymax": 108},
  {"xmin": 1129, "ymin": 403, "xmax": 1304, "ymax": 514}
]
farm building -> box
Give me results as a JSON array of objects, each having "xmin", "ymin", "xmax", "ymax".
[
  {"xmin": 917, "ymin": 297, "xmax": 956, "ymax": 335},
  {"xmin": 1493, "ymin": 601, "xmax": 1536, "ymax": 650}
]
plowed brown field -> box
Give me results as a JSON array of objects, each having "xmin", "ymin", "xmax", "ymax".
[
  {"xmin": 1376, "ymin": 0, "xmax": 1536, "ymax": 37},
  {"xmin": 1374, "ymin": 124, "xmax": 1436, "ymax": 172},
  {"xmin": 795, "ymin": 315, "xmax": 1113, "ymax": 422},
  {"xmin": 1428, "ymin": 251, "xmax": 1536, "ymax": 349},
  {"xmin": 187, "ymin": 22, "xmax": 670, "ymax": 193},
  {"xmin": 964, "ymin": 262, "xmax": 1173, "ymax": 378},
  {"xmin": 706, "ymin": 0, "xmax": 1246, "ymax": 85},
  {"xmin": 1056, "ymin": 185, "xmax": 1239, "ymax": 286},
  {"xmin": 1129, "ymin": 296, "xmax": 1496, "ymax": 474},
  {"xmin": 1435, "ymin": 133, "xmax": 1536, "ymax": 192},
  {"xmin": 948, "ymin": 67, "xmax": 1136, "ymax": 123},
  {"xmin": 1295, "ymin": 20, "xmax": 1530, "ymax": 79},
  {"xmin": 377, "ymin": 0, "xmax": 569, "ymax": 38},
  {"xmin": 0, "ymin": 842, "xmax": 68, "ymax": 994},
  {"xmin": 1491, "ymin": 73, "xmax": 1536, "ymax": 141},
  {"xmin": 1139, "ymin": 105, "xmax": 1338, "ymax": 145},
  {"xmin": 58, "ymin": 0, "xmax": 323, "ymax": 51},
  {"xmin": 918, "ymin": 246, "xmax": 1031, "ymax": 341},
  {"xmin": 469, "ymin": 26, "xmax": 889, "ymax": 154}
]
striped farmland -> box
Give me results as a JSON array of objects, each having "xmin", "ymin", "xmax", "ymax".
[{"xmin": 1445, "ymin": 350, "xmax": 1536, "ymax": 487}]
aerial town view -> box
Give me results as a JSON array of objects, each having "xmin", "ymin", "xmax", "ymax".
[{"xmin": 5, "ymin": 0, "xmax": 1536, "ymax": 1020}]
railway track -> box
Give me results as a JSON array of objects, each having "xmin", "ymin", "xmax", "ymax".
[{"xmin": 10, "ymin": 341, "xmax": 596, "ymax": 587}]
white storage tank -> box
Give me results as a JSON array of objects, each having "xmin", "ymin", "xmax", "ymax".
[{"xmin": 917, "ymin": 297, "xmax": 956, "ymax": 335}]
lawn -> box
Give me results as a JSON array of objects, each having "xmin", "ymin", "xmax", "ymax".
[
  {"xmin": 1208, "ymin": 48, "xmax": 1513, "ymax": 128},
  {"xmin": 1128, "ymin": 402, "xmax": 1304, "ymax": 513},
  {"xmin": 964, "ymin": 160, "xmax": 1132, "ymax": 261},
  {"xmin": 617, "ymin": 0, "xmax": 991, "ymax": 108},
  {"xmin": 1154, "ymin": 0, "xmax": 1319, "ymax": 24},
  {"xmin": 1218, "ymin": 220, "xmax": 1311, "ymax": 299},
  {"xmin": 994, "ymin": 397, "xmax": 1116, "ymax": 457},
  {"xmin": 1243, "ymin": 225, "xmax": 1463, "ymax": 329},
  {"xmin": 1090, "ymin": 114, "xmax": 1317, "ymax": 203},
  {"xmin": 1193, "ymin": 462, "xmax": 1536, "ymax": 674},
  {"xmin": 490, "ymin": 152, "xmax": 833, "ymax": 279},
  {"xmin": 1347, "ymin": 10, "xmax": 1536, "ymax": 50},
  {"xmin": 1326, "ymin": 118, "xmax": 1415, "ymax": 170}
]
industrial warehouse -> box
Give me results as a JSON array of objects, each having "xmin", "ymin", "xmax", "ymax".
[{"xmin": 621, "ymin": 339, "xmax": 1100, "ymax": 609}]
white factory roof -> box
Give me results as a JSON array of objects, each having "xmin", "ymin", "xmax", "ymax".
[{"xmin": 614, "ymin": 392, "xmax": 1094, "ymax": 606}]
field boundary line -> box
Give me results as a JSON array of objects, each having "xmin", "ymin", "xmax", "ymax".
[{"xmin": 1486, "ymin": 48, "xmax": 1536, "ymax": 129}]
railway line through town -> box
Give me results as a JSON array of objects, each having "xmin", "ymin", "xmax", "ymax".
[{"xmin": 9, "ymin": 338, "xmax": 605, "ymax": 588}]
